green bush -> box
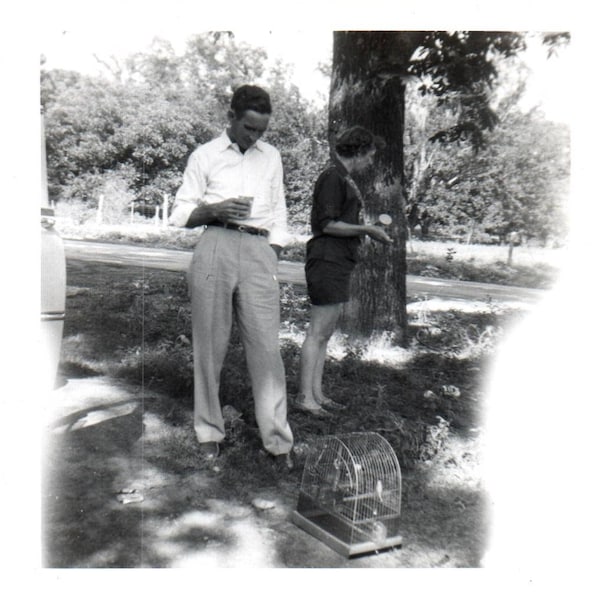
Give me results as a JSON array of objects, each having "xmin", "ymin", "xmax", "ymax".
[{"xmin": 55, "ymin": 199, "xmax": 97, "ymax": 225}]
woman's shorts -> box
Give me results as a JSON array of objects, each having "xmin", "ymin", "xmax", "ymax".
[{"xmin": 305, "ymin": 257, "xmax": 355, "ymax": 305}]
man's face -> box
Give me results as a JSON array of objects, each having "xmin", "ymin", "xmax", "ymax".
[{"xmin": 227, "ymin": 109, "xmax": 270, "ymax": 151}]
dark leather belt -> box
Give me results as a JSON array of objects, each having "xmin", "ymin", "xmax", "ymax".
[{"xmin": 208, "ymin": 221, "xmax": 269, "ymax": 237}]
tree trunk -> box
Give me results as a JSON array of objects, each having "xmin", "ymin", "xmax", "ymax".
[{"xmin": 329, "ymin": 31, "xmax": 424, "ymax": 344}]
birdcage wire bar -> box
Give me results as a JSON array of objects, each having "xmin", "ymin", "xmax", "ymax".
[{"xmin": 293, "ymin": 432, "xmax": 403, "ymax": 556}]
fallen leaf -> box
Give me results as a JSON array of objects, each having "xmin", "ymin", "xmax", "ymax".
[{"xmin": 252, "ymin": 498, "xmax": 276, "ymax": 511}]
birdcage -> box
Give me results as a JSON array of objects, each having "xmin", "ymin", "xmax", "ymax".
[{"xmin": 292, "ymin": 432, "xmax": 402, "ymax": 557}]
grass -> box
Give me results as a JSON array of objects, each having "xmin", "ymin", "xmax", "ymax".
[
  {"xmin": 407, "ymin": 239, "xmax": 564, "ymax": 289},
  {"xmin": 52, "ymin": 255, "xmax": 534, "ymax": 566},
  {"xmin": 408, "ymin": 238, "xmax": 563, "ymax": 268}
]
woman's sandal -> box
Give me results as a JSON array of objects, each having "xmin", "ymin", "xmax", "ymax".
[
  {"xmin": 294, "ymin": 395, "xmax": 332, "ymax": 417},
  {"xmin": 319, "ymin": 397, "xmax": 347, "ymax": 411}
]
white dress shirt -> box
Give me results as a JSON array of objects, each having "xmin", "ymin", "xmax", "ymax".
[{"xmin": 169, "ymin": 131, "xmax": 291, "ymax": 247}]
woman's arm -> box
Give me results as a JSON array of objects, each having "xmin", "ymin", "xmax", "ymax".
[{"xmin": 322, "ymin": 220, "xmax": 392, "ymax": 244}]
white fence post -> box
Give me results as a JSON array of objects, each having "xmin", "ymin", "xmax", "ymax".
[
  {"xmin": 96, "ymin": 194, "xmax": 104, "ymax": 225},
  {"xmin": 507, "ymin": 231, "xmax": 518, "ymax": 266},
  {"xmin": 163, "ymin": 193, "xmax": 169, "ymax": 229}
]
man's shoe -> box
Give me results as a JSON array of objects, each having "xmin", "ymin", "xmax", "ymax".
[
  {"xmin": 271, "ymin": 452, "xmax": 295, "ymax": 472},
  {"xmin": 198, "ymin": 441, "xmax": 220, "ymax": 461}
]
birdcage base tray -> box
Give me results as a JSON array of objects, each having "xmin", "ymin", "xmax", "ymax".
[{"xmin": 292, "ymin": 511, "xmax": 403, "ymax": 557}]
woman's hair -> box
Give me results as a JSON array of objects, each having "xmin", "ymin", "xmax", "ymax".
[
  {"xmin": 335, "ymin": 126, "xmax": 385, "ymax": 158},
  {"xmin": 230, "ymin": 85, "xmax": 272, "ymax": 118}
]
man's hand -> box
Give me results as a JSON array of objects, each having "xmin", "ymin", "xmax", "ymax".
[
  {"xmin": 215, "ymin": 197, "xmax": 253, "ymax": 221},
  {"xmin": 185, "ymin": 197, "xmax": 253, "ymax": 228}
]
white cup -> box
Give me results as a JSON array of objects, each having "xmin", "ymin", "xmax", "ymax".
[{"xmin": 239, "ymin": 196, "xmax": 254, "ymax": 218}]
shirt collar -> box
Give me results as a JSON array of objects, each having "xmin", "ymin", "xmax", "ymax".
[
  {"xmin": 333, "ymin": 157, "xmax": 362, "ymax": 202},
  {"xmin": 218, "ymin": 130, "xmax": 264, "ymax": 153},
  {"xmin": 332, "ymin": 156, "xmax": 349, "ymax": 176}
]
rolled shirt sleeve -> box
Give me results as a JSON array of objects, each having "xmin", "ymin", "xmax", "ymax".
[
  {"xmin": 311, "ymin": 168, "xmax": 346, "ymax": 233},
  {"xmin": 169, "ymin": 132, "xmax": 292, "ymax": 247},
  {"xmin": 168, "ymin": 149, "xmax": 209, "ymax": 228},
  {"xmin": 266, "ymin": 154, "xmax": 293, "ymax": 247}
]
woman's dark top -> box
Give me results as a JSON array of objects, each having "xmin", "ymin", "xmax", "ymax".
[{"xmin": 306, "ymin": 160, "xmax": 363, "ymax": 265}]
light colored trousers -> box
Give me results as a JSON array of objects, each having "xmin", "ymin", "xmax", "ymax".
[{"xmin": 187, "ymin": 227, "xmax": 293, "ymax": 456}]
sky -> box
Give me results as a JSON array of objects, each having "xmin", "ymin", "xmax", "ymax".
[
  {"xmin": 38, "ymin": 26, "xmax": 573, "ymax": 123},
  {"xmin": 39, "ymin": 28, "xmax": 336, "ymax": 106},
  {"xmin": 40, "ymin": 28, "xmax": 334, "ymax": 105}
]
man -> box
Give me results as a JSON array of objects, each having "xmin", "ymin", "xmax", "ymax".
[{"xmin": 169, "ymin": 85, "xmax": 294, "ymax": 470}]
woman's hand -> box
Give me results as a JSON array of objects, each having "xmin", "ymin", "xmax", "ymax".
[
  {"xmin": 321, "ymin": 220, "xmax": 393, "ymax": 243},
  {"xmin": 365, "ymin": 225, "xmax": 393, "ymax": 244}
]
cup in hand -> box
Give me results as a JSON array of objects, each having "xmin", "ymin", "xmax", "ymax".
[{"xmin": 238, "ymin": 196, "xmax": 254, "ymax": 219}]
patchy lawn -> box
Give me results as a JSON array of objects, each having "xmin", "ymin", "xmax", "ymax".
[{"xmin": 43, "ymin": 260, "xmax": 528, "ymax": 567}]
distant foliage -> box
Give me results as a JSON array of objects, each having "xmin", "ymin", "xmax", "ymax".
[
  {"xmin": 41, "ymin": 32, "xmax": 327, "ymax": 222},
  {"xmin": 403, "ymin": 51, "xmax": 570, "ymax": 246},
  {"xmin": 264, "ymin": 64, "xmax": 329, "ymax": 232},
  {"xmin": 42, "ymin": 32, "xmax": 568, "ymax": 244},
  {"xmin": 42, "ymin": 68, "xmax": 220, "ymax": 207}
]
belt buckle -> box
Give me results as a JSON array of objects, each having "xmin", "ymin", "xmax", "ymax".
[{"xmin": 238, "ymin": 225, "xmax": 248, "ymax": 233}]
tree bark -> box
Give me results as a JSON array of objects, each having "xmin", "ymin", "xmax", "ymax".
[{"xmin": 329, "ymin": 31, "xmax": 425, "ymax": 344}]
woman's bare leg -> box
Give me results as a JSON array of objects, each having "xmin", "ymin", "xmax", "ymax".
[{"xmin": 299, "ymin": 303, "xmax": 343, "ymax": 409}]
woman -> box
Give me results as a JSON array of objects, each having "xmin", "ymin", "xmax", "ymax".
[{"xmin": 298, "ymin": 126, "xmax": 392, "ymax": 416}]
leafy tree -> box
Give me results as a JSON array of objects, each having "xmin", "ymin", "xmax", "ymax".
[
  {"xmin": 264, "ymin": 60, "xmax": 329, "ymax": 232},
  {"xmin": 41, "ymin": 32, "xmax": 328, "ymax": 223},
  {"xmin": 329, "ymin": 31, "xmax": 567, "ymax": 340},
  {"xmin": 40, "ymin": 63, "xmax": 85, "ymax": 108},
  {"xmin": 405, "ymin": 71, "xmax": 569, "ymax": 245},
  {"xmin": 42, "ymin": 74, "xmax": 215, "ymax": 206},
  {"xmin": 43, "ymin": 76, "xmax": 132, "ymax": 201},
  {"xmin": 124, "ymin": 38, "xmax": 183, "ymax": 88},
  {"xmin": 404, "ymin": 83, "xmax": 456, "ymax": 238},
  {"xmin": 478, "ymin": 110, "xmax": 569, "ymax": 244},
  {"xmin": 96, "ymin": 167, "xmax": 137, "ymax": 224},
  {"xmin": 181, "ymin": 32, "xmax": 268, "ymax": 108}
]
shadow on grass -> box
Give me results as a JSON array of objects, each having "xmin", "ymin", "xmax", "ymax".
[
  {"xmin": 43, "ymin": 391, "xmax": 247, "ymax": 567},
  {"xmin": 44, "ymin": 367, "xmax": 488, "ymax": 568},
  {"xmin": 51, "ymin": 261, "xmax": 501, "ymax": 567},
  {"xmin": 403, "ymin": 474, "xmax": 489, "ymax": 567},
  {"xmin": 271, "ymin": 457, "xmax": 488, "ymax": 568},
  {"xmin": 43, "ymin": 402, "xmax": 147, "ymax": 567}
]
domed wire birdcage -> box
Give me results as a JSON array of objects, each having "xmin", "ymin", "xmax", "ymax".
[{"xmin": 292, "ymin": 432, "xmax": 402, "ymax": 557}]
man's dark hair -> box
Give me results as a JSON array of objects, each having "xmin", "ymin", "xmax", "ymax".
[
  {"xmin": 335, "ymin": 126, "xmax": 385, "ymax": 158},
  {"xmin": 230, "ymin": 85, "xmax": 272, "ymax": 118}
]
